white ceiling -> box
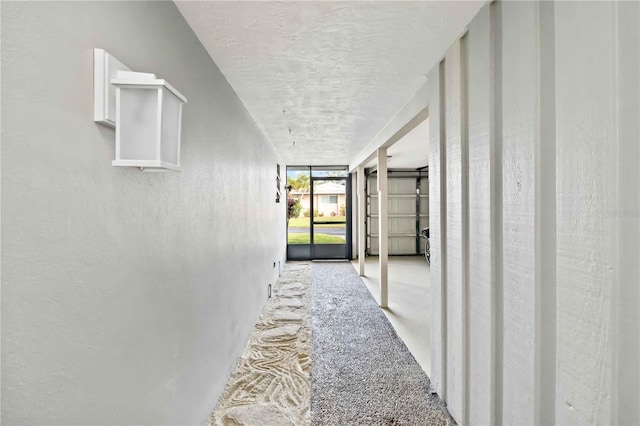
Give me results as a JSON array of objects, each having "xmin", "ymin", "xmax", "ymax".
[
  {"xmin": 363, "ymin": 117, "xmax": 430, "ymax": 169},
  {"xmin": 175, "ymin": 1, "xmax": 482, "ymax": 166}
]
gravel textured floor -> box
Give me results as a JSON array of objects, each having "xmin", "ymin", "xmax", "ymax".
[{"xmin": 311, "ymin": 261, "xmax": 454, "ymax": 426}]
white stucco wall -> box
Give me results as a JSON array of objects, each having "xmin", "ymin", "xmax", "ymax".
[
  {"xmin": 428, "ymin": 1, "xmax": 639, "ymax": 425},
  {"xmin": 1, "ymin": 2, "xmax": 286, "ymax": 424}
]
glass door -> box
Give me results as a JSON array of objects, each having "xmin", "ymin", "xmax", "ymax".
[
  {"xmin": 287, "ymin": 167, "xmax": 312, "ymax": 260},
  {"xmin": 312, "ymin": 177, "xmax": 349, "ymax": 259},
  {"xmin": 286, "ymin": 166, "xmax": 351, "ymax": 260}
]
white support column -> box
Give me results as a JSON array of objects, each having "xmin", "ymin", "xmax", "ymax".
[
  {"xmin": 357, "ymin": 164, "xmax": 366, "ymax": 276},
  {"xmin": 444, "ymin": 38, "xmax": 467, "ymax": 425},
  {"xmin": 429, "ymin": 60, "xmax": 447, "ymax": 400},
  {"xmin": 377, "ymin": 148, "xmax": 389, "ymax": 308}
]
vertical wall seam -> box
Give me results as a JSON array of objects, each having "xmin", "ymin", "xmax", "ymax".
[
  {"xmin": 489, "ymin": 5, "xmax": 498, "ymax": 425},
  {"xmin": 439, "ymin": 58, "xmax": 449, "ymax": 401},
  {"xmin": 490, "ymin": 2, "xmax": 504, "ymax": 424},
  {"xmin": 636, "ymin": 4, "xmax": 639, "ymax": 421},
  {"xmin": 460, "ymin": 33, "xmax": 471, "ymax": 426},
  {"xmin": 487, "ymin": 4, "xmax": 496, "ymax": 425}
]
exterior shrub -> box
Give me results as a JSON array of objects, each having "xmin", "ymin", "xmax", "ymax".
[{"xmin": 287, "ymin": 198, "xmax": 302, "ymax": 219}]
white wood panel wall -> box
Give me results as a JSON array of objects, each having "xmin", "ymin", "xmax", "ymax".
[
  {"xmin": 428, "ymin": 1, "xmax": 639, "ymax": 425},
  {"xmin": 466, "ymin": 6, "xmax": 495, "ymax": 425},
  {"xmin": 615, "ymin": 3, "xmax": 640, "ymax": 424},
  {"xmin": 554, "ymin": 2, "xmax": 640, "ymax": 424},
  {"xmin": 554, "ymin": 3, "xmax": 615, "ymax": 422},
  {"xmin": 538, "ymin": 3, "xmax": 558, "ymax": 424},
  {"xmin": 444, "ymin": 39, "xmax": 468, "ymax": 424},
  {"xmin": 500, "ymin": 3, "xmax": 539, "ymax": 424}
]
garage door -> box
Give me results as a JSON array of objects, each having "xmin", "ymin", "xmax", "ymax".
[{"xmin": 367, "ymin": 172, "xmax": 428, "ymax": 255}]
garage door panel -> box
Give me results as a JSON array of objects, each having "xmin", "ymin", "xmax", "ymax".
[
  {"xmin": 394, "ymin": 237, "xmax": 417, "ymax": 255},
  {"xmin": 391, "ymin": 217, "xmax": 417, "ymax": 233},
  {"xmin": 389, "ymin": 178, "xmax": 416, "ymax": 194},
  {"xmin": 369, "ymin": 236, "xmax": 418, "ymax": 255},
  {"xmin": 369, "ymin": 217, "xmax": 417, "ymax": 233},
  {"xmin": 366, "ymin": 174, "xmax": 428, "ymax": 256},
  {"xmin": 391, "ymin": 198, "xmax": 417, "ymax": 214},
  {"xmin": 369, "ymin": 197, "xmax": 416, "ymax": 215}
]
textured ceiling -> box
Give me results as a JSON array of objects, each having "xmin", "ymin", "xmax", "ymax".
[{"xmin": 175, "ymin": 1, "xmax": 483, "ymax": 166}]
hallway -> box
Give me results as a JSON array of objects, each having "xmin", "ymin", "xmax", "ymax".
[{"xmin": 3, "ymin": 1, "xmax": 639, "ymax": 424}]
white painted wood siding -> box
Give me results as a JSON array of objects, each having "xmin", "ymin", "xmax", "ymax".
[
  {"xmin": 427, "ymin": 2, "xmax": 639, "ymax": 425},
  {"xmin": 466, "ymin": 6, "xmax": 495, "ymax": 425},
  {"xmin": 444, "ymin": 39, "xmax": 467, "ymax": 424},
  {"xmin": 501, "ymin": 3, "xmax": 539, "ymax": 424}
]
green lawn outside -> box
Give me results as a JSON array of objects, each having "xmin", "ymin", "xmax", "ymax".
[
  {"xmin": 289, "ymin": 216, "xmax": 346, "ymax": 228},
  {"xmin": 287, "ymin": 233, "xmax": 345, "ymax": 244}
]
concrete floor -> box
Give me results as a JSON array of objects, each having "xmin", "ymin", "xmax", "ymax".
[{"xmin": 351, "ymin": 256, "xmax": 431, "ymax": 376}]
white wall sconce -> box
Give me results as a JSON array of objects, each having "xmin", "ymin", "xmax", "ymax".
[{"xmin": 94, "ymin": 49, "xmax": 187, "ymax": 172}]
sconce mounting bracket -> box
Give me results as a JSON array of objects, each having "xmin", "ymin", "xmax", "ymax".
[{"xmin": 93, "ymin": 48, "xmax": 131, "ymax": 128}]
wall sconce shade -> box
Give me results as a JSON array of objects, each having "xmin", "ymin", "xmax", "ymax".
[
  {"xmin": 94, "ymin": 49, "xmax": 187, "ymax": 172},
  {"xmin": 112, "ymin": 71, "xmax": 187, "ymax": 172}
]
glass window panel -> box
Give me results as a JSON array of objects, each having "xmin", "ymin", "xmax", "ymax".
[
  {"xmin": 287, "ymin": 167, "xmax": 311, "ymax": 244},
  {"xmin": 313, "ymin": 223, "xmax": 346, "ymax": 244},
  {"xmin": 288, "ymin": 216, "xmax": 310, "ymax": 244},
  {"xmin": 319, "ymin": 195, "xmax": 338, "ymax": 204},
  {"xmin": 311, "ymin": 166, "xmax": 348, "ymax": 177}
]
